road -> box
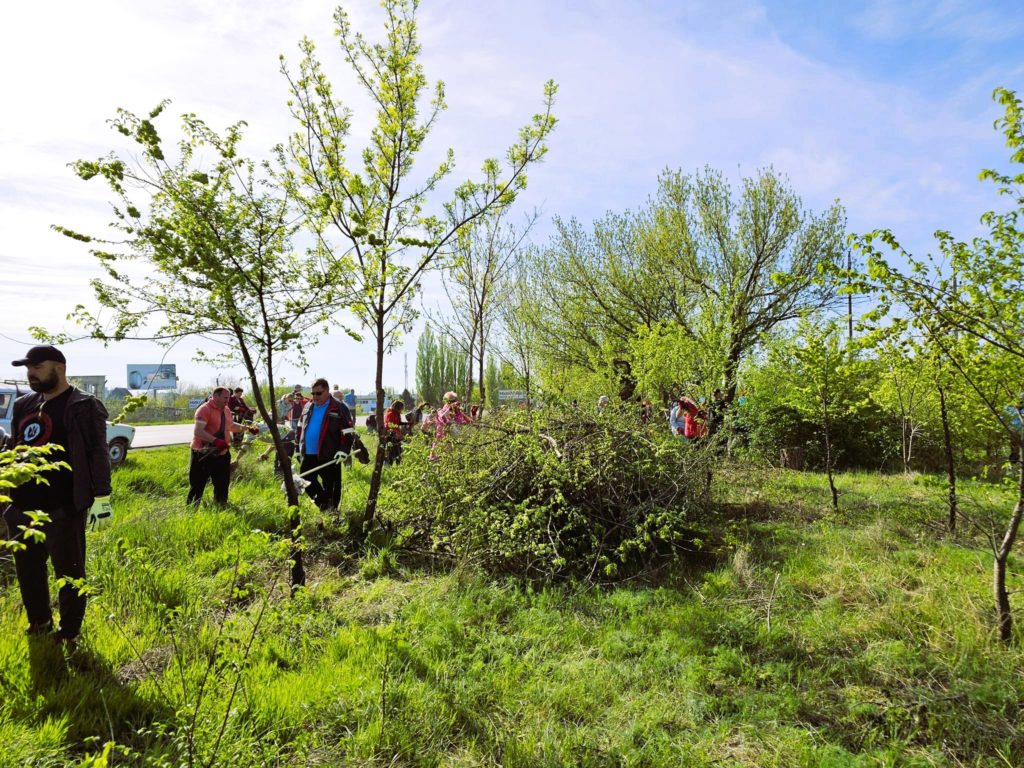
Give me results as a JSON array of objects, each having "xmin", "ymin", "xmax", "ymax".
[{"xmin": 132, "ymin": 423, "xmax": 194, "ymax": 448}]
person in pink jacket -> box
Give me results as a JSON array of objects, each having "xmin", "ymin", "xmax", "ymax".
[
  {"xmin": 674, "ymin": 396, "xmax": 708, "ymax": 441},
  {"xmin": 431, "ymin": 391, "xmax": 472, "ymax": 460}
]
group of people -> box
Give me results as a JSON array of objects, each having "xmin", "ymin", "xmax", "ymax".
[
  {"xmin": 591, "ymin": 389, "xmax": 726, "ymax": 443},
  {"xmin": 1, "ymin": 342, "xmax": 735, "ymax": 653},
  {"xmin": 190, "ymin": 380, "xmax": 365, "ymax": 512},
  {"xmin": 0, "ymin": 346, "xmax": 378, "ymax": 648},
  {"xmin": 376, "ymin": 391, "xmax": 474, "ymax": 464},
  {"xmin": 189, "ymin": 384, "xmax": 475, "ymax": 509}
]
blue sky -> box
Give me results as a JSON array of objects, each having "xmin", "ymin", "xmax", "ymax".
[{"xmin": 0, "ymin": 0, "xmax": 1021, "ymax": 394}]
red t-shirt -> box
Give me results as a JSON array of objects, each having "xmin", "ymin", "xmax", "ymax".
[
  {"xmin": 192, "ymin": 402, "xmax": 234, "ymax": 450},
  {"xmin": 384, "ymin": 408, "xmax": 404, "ymax": 433}
]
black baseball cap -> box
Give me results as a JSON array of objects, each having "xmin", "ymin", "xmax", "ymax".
[{"xmin": 11, "ymin": 345, "xmax": 66, "ymax": 366}]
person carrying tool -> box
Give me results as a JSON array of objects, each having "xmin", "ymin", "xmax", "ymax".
[
  {"xmin": 187, "ymin": 387, "xmax": 253, "ymax": 506},
  {"xmin": 296, "ymin": 378, "xmax": 355, "ymax": 511}
]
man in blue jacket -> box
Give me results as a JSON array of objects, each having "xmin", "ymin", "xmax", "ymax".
[
  {"xmin": 4, "ymin": 345, "xmax": 112, "ymax": 646},
  {"xmin": 296, "ymin": 378, "xmax": 354, "ymax": 511}
]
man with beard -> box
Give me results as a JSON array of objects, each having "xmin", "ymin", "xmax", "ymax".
[{"xmin": 4, "ymin": 345, "xmax": 112, "ymax": 647}]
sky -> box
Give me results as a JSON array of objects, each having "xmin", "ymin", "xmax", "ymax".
[{"xmin": 1, "ymin": 0, "xmax": 1022, "ymax": 395}]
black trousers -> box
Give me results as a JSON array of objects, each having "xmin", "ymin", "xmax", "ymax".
[
  {"xmin": 187, "ymin": 449, "xmax": 231, "ymax": 505},
  {"xmin": 384, "ymin": 437, "xmax": 403, "ymax": 465},
  {"xmin": 299, "ymin": 454, "xmax": 341, "ymax": 511},
  {"xmin": 3, "ymin": 506, "xmax": 87, "ymax": 636}
]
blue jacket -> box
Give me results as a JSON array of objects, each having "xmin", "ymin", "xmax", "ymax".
[{"xmin": 297, "ymin": 397, "xmax": 354, "ymax": 459}]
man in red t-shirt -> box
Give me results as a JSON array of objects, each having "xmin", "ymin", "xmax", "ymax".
[{"xmin": 188, "ymin": 387, "xmax": 249, "ymax": 506}]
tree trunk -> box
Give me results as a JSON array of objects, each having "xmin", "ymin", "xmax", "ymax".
[
  {"xmin": 360, "ymin": 325, "xmax": 388, "ymax": 541},
  {"xmin": 613, "ymin": 359, "xmax": 637, "ymax": 402},
  {"xmin": 823, "ymin": 420, "xmax": 838, "ymax": 511},
  {"xmin": 901, "ymin": 417, "xmax": 911, "ymax": 473},
  {"xmin": 994, "ymin": 448, "xmax": 1024, "ymax": 642},
  {"xmin": 238, "ymin": 337, "xmax": 304, "ymax": 589},
  {"xmin": 938, "ymin": 385, "xmax": 958, "ymax": 533},
  {"xmin": 477, "ymin": 343, "xmax": 486, "ymax": 415},
  {"xmin": 465, "ymin": 324, "xmax": 477, "ymax": 403},
  {"xmin": 723, "ymin": 335, "xmax": 743, "ymax": 407}
]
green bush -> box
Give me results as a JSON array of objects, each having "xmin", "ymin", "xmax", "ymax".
[{"xmin": 378, "ymin": 410, "xmax": 714, "ymax": 581}]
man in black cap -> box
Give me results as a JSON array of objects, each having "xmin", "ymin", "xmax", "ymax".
[{"xmin": 4, "ymin": 345, "xmax": 112, "ymax": 646}]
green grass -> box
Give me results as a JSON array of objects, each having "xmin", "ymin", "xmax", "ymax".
[{"xmin": 1, "ymin": 448, "xmax": 1023, "ymax": 766}]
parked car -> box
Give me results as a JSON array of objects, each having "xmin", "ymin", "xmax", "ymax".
[{"xmin": 0, "ymin": 381, "xmax": 136, "ymax": 466}]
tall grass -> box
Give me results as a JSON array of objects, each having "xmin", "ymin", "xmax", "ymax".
[{"xmin": 0, "ymin": 447, "xmax": 1021, "ymax": 766}]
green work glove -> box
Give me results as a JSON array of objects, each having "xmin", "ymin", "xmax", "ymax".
[{"xmin": 88, "ymin": 496, "xmax": 113, "ymax": 530}]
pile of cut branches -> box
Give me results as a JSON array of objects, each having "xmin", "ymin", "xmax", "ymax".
[{"xmin": 379, "ymin": 409, "xmax": 716, "ymax": 581}]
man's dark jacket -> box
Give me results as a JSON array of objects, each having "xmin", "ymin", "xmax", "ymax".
[
  {"xmin": 11, "ymin": 387, "xmax": 112, "ymax": 512},
  {"xmin": 296, "ymin": 397, "xmax": 354, "ymax": 460}
]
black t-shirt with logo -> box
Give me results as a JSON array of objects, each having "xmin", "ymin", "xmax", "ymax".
[{"xmin": 12, "ymin": 388, "xmax": 75, "ymax": 513}]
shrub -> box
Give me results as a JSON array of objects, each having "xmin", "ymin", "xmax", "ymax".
[{"xmin": 377, "ymin": 409, "xmax": 714, "ymax": 581}]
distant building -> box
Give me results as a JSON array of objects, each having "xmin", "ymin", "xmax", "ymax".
[
  {"xmin": 355, "ymin": 393, "xmax": 392, "ymax": 413},
  {"xmin": 106, "ymin": 387, "xmax": 132, "ymax": 400},
  {"xmin": 70, "ymin": 375, "xmax": 107, "ymax": 398}
]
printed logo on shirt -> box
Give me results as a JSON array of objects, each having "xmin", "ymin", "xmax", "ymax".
[{"xmin": 19, "ymin": 412, "xmax": 52, "ymax": 446}]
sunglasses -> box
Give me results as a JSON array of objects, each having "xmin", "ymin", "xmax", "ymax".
[{"xmin": 311, "ymin": 390, "xmax": 327, "ymax": 396}]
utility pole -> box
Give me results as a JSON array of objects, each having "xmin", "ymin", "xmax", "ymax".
[{"xmin": 404, "ymin": 352, "xmax": 408, "ymax": 391}]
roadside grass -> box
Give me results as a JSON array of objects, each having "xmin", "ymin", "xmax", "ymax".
[{"xmin": 1, "ymin": 448, "xmax": 1022, "ymax": 766}]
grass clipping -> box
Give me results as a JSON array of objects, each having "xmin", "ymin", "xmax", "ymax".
[{"xmin": 379, "ymin": 409, "xmax": 714, "ymax": 582}]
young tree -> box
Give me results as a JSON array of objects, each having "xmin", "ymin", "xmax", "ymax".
[
  {"xmin": 278, "ymin": 0, "xmax": 556, "ymax": 536},
  {"xmin": 771, "ymin": 318, "xmax": 868, "ymax": 510},
  {"xmin": 871, "ymin": 338, "xmax": 935, "ymax": 473},
  {"xmin": 858, "ymin": 314, "xmax": 967, "ymax": 528},
  {"xmin": 853, "ymin": 86, "xmax": 1024, "ymax": 640},
  {"xmin": 45, "ymin": 106, "xmax": 341, "ymax": 588},
  {"xmin": 494, "ymin": 264, "xmax": 539, "ymax": 409},
  {"xmin": 434, "ymin": 209, "xmax": 537, "ymax": 406},
  {"xmin": 936, "ymin": 369, "xmax": 959, "ymax": 532}
]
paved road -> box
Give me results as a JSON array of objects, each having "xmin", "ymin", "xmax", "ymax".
[{"xmin": 132, "ymin": 423, "xmax": 194, "ymax": 448}]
